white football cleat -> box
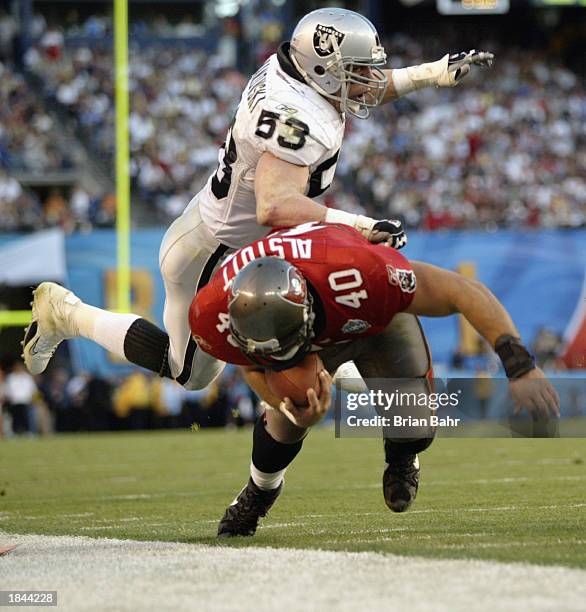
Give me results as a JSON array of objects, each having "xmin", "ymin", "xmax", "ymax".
[
  {"xmin": 22, "ymin": 282, "xmax": 81, "ymax": 375},
  {"xmin": 332, "ymin": 360, "xmax": 368, "ymax": 393}
]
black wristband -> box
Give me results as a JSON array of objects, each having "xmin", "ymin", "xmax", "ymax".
[{"xmin": 494, "ymin": 334, "xmax": 536, "ymax": 379}]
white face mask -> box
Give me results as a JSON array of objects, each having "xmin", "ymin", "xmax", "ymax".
[{"xmin": 291, "ymin": 35, "xmax": 387, "ymax": 119}]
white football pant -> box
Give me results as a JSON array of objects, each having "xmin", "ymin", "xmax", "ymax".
[{"xmin": 159, "ymin": 202, "xmax": 229, "ymax": 389}]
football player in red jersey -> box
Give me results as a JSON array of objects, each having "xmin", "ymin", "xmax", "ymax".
[{"xmin": 189, "ymin": 222, "xmax": 559, "ymax": 537}]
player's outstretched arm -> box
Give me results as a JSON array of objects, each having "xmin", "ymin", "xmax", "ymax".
[
  {"xmin": 381, "ymin": 50, "xmax": 494, "ymax": 103},
  {"xmin": 405, "ymin": 261, "xmax": 560, "ymax": 418},
  {"xmin": 405, "ymin": 261, "xmax": 517, "ymax": 344},
  {"xmin": 255, "ymin": 152, "xmax": 407, "ymax": 249}
]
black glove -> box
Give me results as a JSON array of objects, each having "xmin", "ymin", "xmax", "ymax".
[{"xmin": 370, "ymin": 219, "xmax": 408, "ymax": 249}]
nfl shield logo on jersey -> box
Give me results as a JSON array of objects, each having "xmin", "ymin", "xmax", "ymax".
[
  {"xmin": 313, "ymin": 24, "xmax": 346, "ymax": 57},
  {"xmin": 342, "ymin": 319, "xmax": 371, "ymax": 334}
]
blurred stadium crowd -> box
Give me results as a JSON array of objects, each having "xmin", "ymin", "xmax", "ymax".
[
  {"xmin": 0, "ymin": 361, "xmax": 259, "ymax": 437},
  {"xmin": 0, "ymin": 325, "xmax": 564, "ymax": 437},
  {"xmin": 1, "ymin": 7, "xmax": 584, "ymax": 232}
]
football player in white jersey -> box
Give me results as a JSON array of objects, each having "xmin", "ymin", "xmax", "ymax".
[{"xmin": 23, "ymin": 8, "xmax": 493, "ymax": 394}]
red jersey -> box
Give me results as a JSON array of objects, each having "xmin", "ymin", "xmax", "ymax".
[{"xmin": 189, "ymin": 223, "xmax": 416, "ymax": 365}]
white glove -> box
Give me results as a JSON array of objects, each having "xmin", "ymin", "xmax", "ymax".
[
  {"xmin": 392, "ymin": 49, "xmax": 494, "ymax": 94},
  {"xmin": 441, "ymin": 49, "xmax": 494, "ymax": 86}
]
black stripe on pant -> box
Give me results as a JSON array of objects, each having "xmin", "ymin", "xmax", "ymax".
[{"xmin": 175, "ymin": 243, "xmax": 229, "ymax": 386}]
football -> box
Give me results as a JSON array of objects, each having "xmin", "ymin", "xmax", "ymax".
[{"xmin": 266, "ymin": 353, "xmax": 324, "ymax": 407}]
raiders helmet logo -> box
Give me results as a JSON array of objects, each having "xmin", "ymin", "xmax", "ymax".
[{"xmin": 313, "ymin": 24, "xmax": 346, "ymax": 57}]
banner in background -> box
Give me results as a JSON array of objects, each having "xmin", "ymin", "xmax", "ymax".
[
  {"xmin": 0, "ymin": 229, "xmax": 66, "ymax": 285},
  {"xmin": 61, "ymin": 228, "xmax": 586, "ymax": 376}
]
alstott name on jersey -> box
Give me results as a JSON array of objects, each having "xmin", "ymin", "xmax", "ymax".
[{"xmin": 221, "ymin": 236, "xmax": 313, "ymax": 291}]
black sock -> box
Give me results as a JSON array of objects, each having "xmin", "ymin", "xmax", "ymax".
[
  {"xmin": 123, "ymin": 318, "xmax": 172, "ymax": 378},
  {"xmin": 251, "ymin": 417, "xmax": 304, "ymax": 473}
]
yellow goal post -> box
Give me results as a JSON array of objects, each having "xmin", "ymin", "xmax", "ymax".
[{"xmin": 0, "ymin": 0, "xmax": 131, "ymax": 329}]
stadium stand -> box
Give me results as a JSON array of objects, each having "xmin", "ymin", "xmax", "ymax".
[
  {"xmin": 23, "ymin": 39, "xmax": 585, "ymax": 229},
  {"xmin": 0, "ymin": 362, "xmax": 258, "ymax": 436},
  {"xmin": 0, "ymin": 54, "xmax": 116, "ymax": 231},
  {"xmin": 0, "ymin": 4, "xmax": 583, "ymax": 231}
]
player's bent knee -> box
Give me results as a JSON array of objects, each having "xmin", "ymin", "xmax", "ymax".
[
  {"xmin": 181, "ymin": 378, "xmax": 206, "ymax": 391},
  {"xmin": 385, "ymin": 436, "xmax": 435, "ymax": 456},
  {"xmin": 181, "ymin": 374, "xmax": 213, "ymax": 391},
  {"xmin": 180, "ymin": 361, "xmax": 226, "ymax": 391},
  {"xmin": 159, "ymin": 250, "xmax": 193, "ymax": 285}
]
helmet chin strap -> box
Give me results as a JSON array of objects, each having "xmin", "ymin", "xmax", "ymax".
[{"xmin": 347, "ymin": 99, "xmax": 370, "ymax": 119}]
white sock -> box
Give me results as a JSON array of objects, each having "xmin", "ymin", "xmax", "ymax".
[
  {"xmin": 74, "ymin": 303, "xmax": 139, "ymax": 360},
  {"xmin": 250, "ymin": 462, "xmax": 286, "ymax": 491}
]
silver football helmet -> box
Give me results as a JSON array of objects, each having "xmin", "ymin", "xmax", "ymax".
[
  {"xmin": 228, "ymin": 257, "xmax": 314, "ymax": 365},
  {"xmin": 289, "ymin": 8, "xmax": 387, "ymax": 119}
]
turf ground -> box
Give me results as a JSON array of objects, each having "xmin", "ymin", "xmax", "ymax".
[{"xmin": 1, "ymin": 426, "xmax": 585, "ymax": 569}]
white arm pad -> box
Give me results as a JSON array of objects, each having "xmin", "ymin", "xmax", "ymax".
[
  {"xmin": 324, "ymin": 207, "xmax": 358, "ymax": 226},
  {"xmin": 324, "ymin": 208, "xmax": 376, "ymax": 238},
  {"xmin": 391, "ymin": 55, "xmax": 450, "ymax": 96}
]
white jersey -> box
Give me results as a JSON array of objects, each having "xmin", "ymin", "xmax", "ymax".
[{"xmin": 195, "ymin": 45, "xmax": 345, "ymax": 249}]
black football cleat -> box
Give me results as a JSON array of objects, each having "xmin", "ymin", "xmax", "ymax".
[
  {"xmin": 217, "ymin": 478, "xmax": 282, "ymax": 537},
  {"xmin": 383, "ymin": 452, "xmax": 420, "ymax": 513}
]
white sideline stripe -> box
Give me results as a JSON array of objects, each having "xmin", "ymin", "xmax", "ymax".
[{"xmin": 1, "ymin": 532, "xmax": 585, "ymax": 612}]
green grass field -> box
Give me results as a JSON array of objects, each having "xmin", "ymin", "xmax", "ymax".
[{"xmin": 1, "ymin": 427, "xmax": 585, "ymax": 568}]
